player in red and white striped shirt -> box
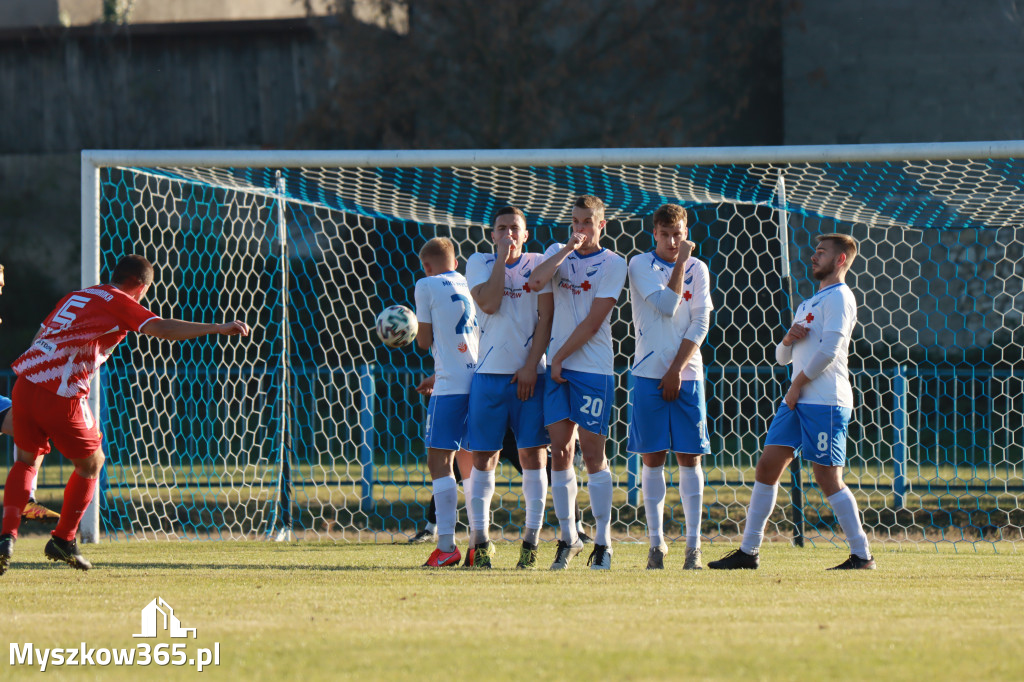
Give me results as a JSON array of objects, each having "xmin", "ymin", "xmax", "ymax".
[{"xmin": 0, "ymin": 255, "xmax": 248, "ymax": 575}]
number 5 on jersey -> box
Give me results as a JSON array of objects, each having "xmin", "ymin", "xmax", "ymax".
[{"xmin": 52, "ymin": 294, "xmax": 91, "ymax": 328}]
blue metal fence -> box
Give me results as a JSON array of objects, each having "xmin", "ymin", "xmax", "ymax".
[
  {"xmin": 5, "ymin": 362, "xmax": 1020, "ymax": 541},
  {"xmin": 6, "ymin": 363, "xmax": 1016, "ymax": 496}
]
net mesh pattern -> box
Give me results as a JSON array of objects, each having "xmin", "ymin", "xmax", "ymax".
[{"xmin": 94, "ymin": 156, "xmax": 1024, "ymax": 546}]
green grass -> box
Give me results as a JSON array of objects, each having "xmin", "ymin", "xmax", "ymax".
[{"xmin": 2, "ymin": 538, "xmax": 1023, "ymax": 681}]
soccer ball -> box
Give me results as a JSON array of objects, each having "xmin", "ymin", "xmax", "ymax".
[{"xmin": 375, "ymin": 305, "xmax": 418, "ymax": 348}]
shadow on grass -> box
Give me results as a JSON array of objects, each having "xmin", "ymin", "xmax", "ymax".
[
  {"xmin": 94, "ymin": 492, "xmax": 1024, "ymax": 543},
  {"xmin": 91, "ymin": 562, "xmax": 438, "ymax": 572}
]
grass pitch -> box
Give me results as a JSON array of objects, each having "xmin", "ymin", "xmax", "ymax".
[{"xmin": 1, "ymin": 537, "xmax": 1022, "ymax": 681}]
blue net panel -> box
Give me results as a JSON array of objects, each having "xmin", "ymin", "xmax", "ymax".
[{"xmin": 88, "ymin": 155, "xmax": 1024, "ymax": 546}]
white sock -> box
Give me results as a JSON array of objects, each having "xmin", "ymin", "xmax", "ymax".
[
  {"xmin": 828, "ymin": 487, "xmax": 871, "ymax": 559},
  {"xmin": 588, "ymin": 468, "xmax": 613, "ymax": 547},
  {"xmin": 462, "ymin": 467, "xmax": 476, "ymax": 537},
  {"xmin": 432, "ymin": 475, "xmax": 458, "ymax": 552},
  {"xmin": 551, "ymin": 468, "xmax": 578, "ymax": 543},
  {"xmin": 740, "ymin": 481, "xmax": 778, "ymax": 555},
  {"xmin": 29, "ymin": 472, "xmax": 38, "ymax": 500},
  {"xmin": 641, "ymin": 464, "xmax": 666, "ymax": 547},
  {"xmin": 470, "ymin": 468, "xmax": 496, "ymax": 546},
  {"xmin": 522, "ymin": 468, "xmax": 547, "ymax": 546},
  {"xmin": 680, "ymin": 463, "xmax": 704, "ymax": 550}
]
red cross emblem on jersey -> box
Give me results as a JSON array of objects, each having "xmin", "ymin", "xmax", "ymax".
[
  {"xmin": 523, "ymin": 283, "xmax": 531, "ymax": 293},
  {"xmin": 805, "ymin": 313, "xmax": 814, "ymax": 322},
  {"xmin": 581, "ymin": 280, "xmax": 591, "ymax": 292},
  {"xmin": 683, "ymin": 291, "xmax": 692, "ymax": 301}
]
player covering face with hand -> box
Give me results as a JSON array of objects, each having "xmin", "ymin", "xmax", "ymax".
[
  {"xmin": 627, "ymin": 204, "xmax": 713, "ymax": 570},
  {"xmin": 464, "ymin": 207, "xmax": 554, "ymax": 569},
  {"xmin": 709, "ymin": 234, "xmax": 874, "ymax": 571},
  {"xmin": 528, "ymin": 195, "xmax": 627, "ymax": 570}
]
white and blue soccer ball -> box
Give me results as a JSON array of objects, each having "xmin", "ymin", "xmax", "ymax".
[{"xmin": 375, "ymin": 305, "xmax": 418, "ymax": 348}]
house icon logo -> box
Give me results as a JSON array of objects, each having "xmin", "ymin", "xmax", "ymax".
[{"xmin": 133, "ymin": 597, "xmax": 197, "ymax": 639}]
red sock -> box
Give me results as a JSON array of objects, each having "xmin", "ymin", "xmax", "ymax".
[
  {"xmin": 2, "ymin": 461, "xmax": 38, "ymax": 538},
  {"xmin": 52, "ymin": 472, "xmax": 99, "ymax": 542}
]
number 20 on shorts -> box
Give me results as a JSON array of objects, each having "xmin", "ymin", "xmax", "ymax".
[{"xmin": 581, "ymin": 395, "xmax": 604, "ymax": 417}]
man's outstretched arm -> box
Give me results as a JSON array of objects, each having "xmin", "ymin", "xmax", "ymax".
[{"xmin": 141, "ymin": 319, "xmax": 249, "ymax": 341}]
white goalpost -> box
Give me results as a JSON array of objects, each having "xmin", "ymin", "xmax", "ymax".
[{"xmin": 79, "ymin": 142, "xmax": 1024, "ymax": 548}]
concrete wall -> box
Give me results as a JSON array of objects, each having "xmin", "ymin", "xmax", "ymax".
[
  {"xmin": 0, "ymin": 1, "xmax": 66, "ymax": 28},
  {"xmin": 0, "ymin": 1, "xmax": 334, "ymax": 28},
  {"xmin": 784, "ymin": 1, "xmax": 1024, "ymax": 144},
  {"xmin": 0, "ymin": 21, "xmax": 327, "ymax": 153}
]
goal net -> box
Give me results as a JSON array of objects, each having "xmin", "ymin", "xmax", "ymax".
[{"xmin": 81, "ymin": 144, "xmax": 1024, "ymax": 548}]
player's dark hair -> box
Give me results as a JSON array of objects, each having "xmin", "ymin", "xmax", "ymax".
[
  {"xmin": 111, "ymin": 254, "xmax": 155, "ymax": 287},
  {"xmin": 574, "ymin": 195, "xmax": 606, "ymax": 221},
  {"xmin": 491, "ymin": 206, "xmax": 526, "ymax": 227},
  {"xmin": 653, "ymin": 204, "xmax": 688, "ymax": 229},
  {"xmin": 817, "ymin": 233, "xmax": 858, "ymax": 267}
]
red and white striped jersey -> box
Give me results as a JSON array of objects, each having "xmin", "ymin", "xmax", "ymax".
[{"xmin": 12, "ymin": 284, "xmax": 160, "ymax": 398}]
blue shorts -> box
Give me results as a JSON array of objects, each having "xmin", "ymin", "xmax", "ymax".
[
  {"xmin": 0, "ymin": 393, "xmax": 10, "ymax": 423},
  {"xmin": 764, "ymin": 402, "xmax": 852, "ymax": 466},
  {"xmin": 544, "ymin": 368, "xmax": 615, "ymax": 436},
  {"xmin": 425, "ymin": 394, "xmax": 469, "ymax": 451},
  {"xmin": 466, "ymin": 373, "xmax": 549, "ymax": 452},
  {"xmin": 627, "ymin": 377, "xmax": 710, "ymax": 455}
]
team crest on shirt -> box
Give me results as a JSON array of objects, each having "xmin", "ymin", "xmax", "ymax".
[{"xmin": 586, "ymin": 264, "xmax": 600, "ymax": 277}]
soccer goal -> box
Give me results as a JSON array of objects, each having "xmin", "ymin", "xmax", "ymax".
[{"xmin": 79, "ymin": 143, "xmax": 1024, "ymax": 548}]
